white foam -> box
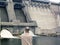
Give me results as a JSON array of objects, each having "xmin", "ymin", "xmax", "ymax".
[{"xmin": 0, "ymin": 29, "xmax": 18, "ymax": 38}]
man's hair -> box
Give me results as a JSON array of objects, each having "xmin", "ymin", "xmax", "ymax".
[{"xmin": 25, "ymin": 27, "xmax": 30, "ymax": 33}]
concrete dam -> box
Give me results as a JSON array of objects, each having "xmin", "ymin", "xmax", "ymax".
[
  {"xmin": 0, "ymin": 0, "xmax": 60, "ymax": 35},
  {"xmin": 0, "ymin": 0, "xmax": 60, "ymax": 45}
]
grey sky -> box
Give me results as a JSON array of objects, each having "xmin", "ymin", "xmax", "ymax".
[
  {"xmin": 32, "ymin": 0, "xmax": 60, "ymax": 3},
  {"xmin": 50, "ymin": 0, "xmax": 60, "ymax": 3}
]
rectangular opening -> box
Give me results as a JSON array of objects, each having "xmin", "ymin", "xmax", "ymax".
[
  {"xmin": 0, "ymin": 0, "xmax": 6, "ymax": 1},
  {"xmin": 13, "ymin": 0, "xmax": 22, "ymax": 3},
  {"xmin": 0, "ymin": 7, "xmax": 9, "ymax": 22},
  {"xmin": 14, "ymin": 9, "xmax": 27, "ymax": 22}
]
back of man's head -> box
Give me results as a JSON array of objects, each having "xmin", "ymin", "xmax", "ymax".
[{"xmin": 25, "ymin": 27, "xmax": 30, "ymax": 33}]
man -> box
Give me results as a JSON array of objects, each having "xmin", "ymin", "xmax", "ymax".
[
  {"xmin": 21, "ymin": 27, "xmax": 35, "ymax": 36},
  {"xmin": 20, "ymin": 27, "xmax": 33, "ymax": 45}
]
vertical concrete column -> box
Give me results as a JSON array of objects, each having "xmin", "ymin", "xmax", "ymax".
[
  {"xmin": 0, "ymin": 15, "xmax": 1, "ymax": 31},
  {"xmin": 58, "ymin": 6, "xmax": 60, "ymax": 26},
  {"xmin": 57, "ymin": 14, "xmax": 60, "ymax": 26},
  {"xmin": 0, "ymin": 39, "xmax": 1, "ymax": 45},
  {"xmin": 6, "ymin": 0, "xmax": 16, "ymax": 22},
  {"xmin": 23, "ymin": 6, "xmax": 31, "ymax": 22},
  {"xmin": 22, "ymin": 1, "xmax": 32, "ymax": 22},
  {"xmin": 0, "ymin": 17, "xmax": 1, "ymax": 22},
  {"xmin": 0, "ymin": 15, "xmax": 1, "ymax": 22}
]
